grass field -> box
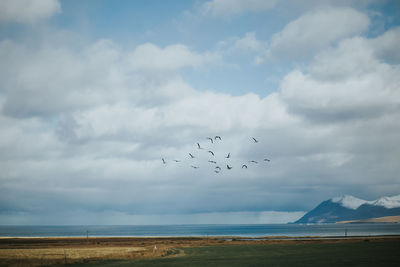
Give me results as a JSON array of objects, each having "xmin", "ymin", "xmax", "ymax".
[{"xmin": 59, "ymin": 239, "xmax": 400, "ymax": 267}]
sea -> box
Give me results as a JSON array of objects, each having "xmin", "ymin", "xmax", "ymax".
[{"xmin": 1, "ymin": 224, "xmax": 400, "ymax": 238}]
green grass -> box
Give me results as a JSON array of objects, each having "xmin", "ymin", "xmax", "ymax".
[{"xmin": 61, "ymin": 240, "xmax": 400, "ymax": 267}]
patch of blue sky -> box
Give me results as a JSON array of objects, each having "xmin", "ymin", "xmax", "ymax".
[{"xmin": 53, "ymin": 0, "xmax": 195, "ymax": 47}]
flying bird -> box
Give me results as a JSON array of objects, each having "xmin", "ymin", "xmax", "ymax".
[
  {"xmin": 215, "ymin": 170, "xmax": 220, "ymax": 173},
  {"xmin": 208, "ymin": 160, "xmax": 217, "ymax": 164},
  {"xmin": 162, "ymin": 158, "xmax": 166, "ymax": 164},
  {"xmin": 225, "ymin": 153, "xmax": 230, "ymax": 158},
  {"xmin": 252, "ymin": 137, "xmax": 259, "ymax": 143},
  {"xmin": 215, "ymin": 136, "xmax": 222, "ymax": 140},
  {"xmin": 207, "ymin": 137, "xmax": 214, "ymax": 144},
  {"xmin": 242, "ymin": 164, "xmax": 248, "ymax": 169},
  {"xmin": 264, "ymin": 158, "xmax": 271, "ymax": 162},
  {"xmin": 215, "ymin": 166, "xmax": 221, "ymax": 171},
  {"xmin": 197, "ymin": 143, "xmax": 203, "ymax": 149},
  {"xmin": 249, "ymin": 160, "xmax": 258, "ymax": 164},
  {"xmin": 227, "ymin": 165, "xmax": 232, "ymax": 170},
  {"xmin": 173, "ymin": 159, "xmax": 181, "ymax": 162},
  {"xmin": 189, "ymin": 153, "xmax": 195, "ymax": 158},
  {"xmin": 191, "ymin": 165, "xmax": 199, "ymax": 169},
  {"xmin": 208, "ymin": 150, "xmax": 215, "ymax": 156}
]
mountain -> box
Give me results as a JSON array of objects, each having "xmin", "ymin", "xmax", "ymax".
[{"xmin": 294, "ymin": 195, "xmax": 400, "ymax": 224}]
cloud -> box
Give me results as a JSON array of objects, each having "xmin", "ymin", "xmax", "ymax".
[
  {"xmin": 0, "ymin": 39, "xmax": 217, "ymax": 118},
  {"xmin": 230, "ymin": 32, "xmax": 263, "ymax": 52},
  {"xmin": 279, "ymin": 34, "xmax": 400, "ymax": 123},
  {"xmin": 0, "ymin": 0, "xmax": 61, "ymax": 24},
  {"xmin": 370, "ymin": 27, "xmax": 400, "ymax": 63},
  {"xmin": 264, "ymin": 7, "xmax": 370, "ymax": 60},
  {"xmin": 128, "ymin": 43, "xmax": 219, "ymax": 71},
  {"xmin": 201, "ymin": 0, "xmax": 277, "ymax": 17}
]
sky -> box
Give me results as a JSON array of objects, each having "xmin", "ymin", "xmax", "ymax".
[{"xmin": 0, "ymin": 0, "xmax": 399, "ymax": 225}]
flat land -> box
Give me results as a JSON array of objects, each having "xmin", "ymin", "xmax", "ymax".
[{"xmin": 0, "ymin": 236, "xmax": 399, "ymax": 266}]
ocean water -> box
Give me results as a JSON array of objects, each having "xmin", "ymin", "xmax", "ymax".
[{"xmin": 1, "ymin": 224, "xmax": 400, "ymax": 237}]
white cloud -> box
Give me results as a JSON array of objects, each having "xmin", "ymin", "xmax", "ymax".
[
  {"xmin": 265, "ymin": 7, "xmax": 370, "ymax": 60},
  {"xmin": 0, "ymin": 0, "xmax": 61, "ymax": 24},
  {"xmin": 0, "ymin": 39, "xmax": 218, "ymax": 118},
  {"xmin": 201, "ymin": 0, "xmax": 277, "ymax": 17},
  {"xmin": 128, "ymin": 43, "xmax": 219, "ymax": 71},
  {"xmin": 231, "ymin": 32, "xmax": 263, "ymax": 52},
  {"xmin": 279, "ymin": 34, "xmax": 400, "ymax": 122}
]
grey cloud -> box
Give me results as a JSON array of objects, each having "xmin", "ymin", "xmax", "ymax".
[
  {"xmin": 264, "ymin": 7, "xmax": 370, "ymax": 61},
  {"xmin": 0, "ymin": 0, "xmax": 61, "ymax": 24}
]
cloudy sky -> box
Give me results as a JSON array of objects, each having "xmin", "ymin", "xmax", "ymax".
[{"xmin": 0, "ymin": 0, "xmax": 399, "ymax": 225}]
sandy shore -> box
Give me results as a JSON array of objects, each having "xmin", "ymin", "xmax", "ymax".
[{"xmin": 1, "ymin": 235, "xmax": 399, "ymax": 266}]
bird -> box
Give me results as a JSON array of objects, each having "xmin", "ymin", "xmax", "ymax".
[
  {"xmin": 225, "ymin": 153, "xmax": 230, "ymax": 158},
  {"xmin": 191, "ymin": 165, "xmax": 199, "ymax": 169},
  {"xmin": 208, "ymin": 160, "xmax": 217, "ymax": 164},
  {"xmin": 173, "ymin": 159, "xmax": 181, "ymax": 162},
  {"xmin": 214, "ymin": 170, "xmax": 220, "ymax": 173},
  {"xmin": 249, "ymin": 160, "xmax": 258, "ymax": 164},
  {"xmin": 189, "ymin": 153, "xmax": 195, "ymax": 158},
  {"xmin": 162, "ymin": 158, "xmax": 166, "ymax": 164},
  {"xmin": 227, "ymin": 165, "xmax": 233, "ymax": 170},
  {"xmin": 252, "ymin": 137, "xmax": 259, "ymax": 143},
  {"xmin": 208, "ymin": 150, "xmax": 215, "ymax": 156},
  {"xmin": 197, "ymin": 143, "xmax": 203, "ymax": 149},
  {"xmin": 264, "ymin": 158, "xmax": 271, "ymax": 162},
  {"xmin": 207, "ymin": 137, "xmax": 214, "ymax": 144},
  {"xmin": 215, "ymin": 166, "xmax": 221, "ymax": 171},
  {"xmin": 215, "ymin": 136, "xmax": 222, "ymax": 141},
  {"xmin": 242, "ymin": 164, "xmax": 248, "ymax": 169}
]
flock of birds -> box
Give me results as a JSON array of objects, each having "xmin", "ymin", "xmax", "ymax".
[{"xmin": 162, "ymin": 136, "xmax": 270, "ymax": 174}]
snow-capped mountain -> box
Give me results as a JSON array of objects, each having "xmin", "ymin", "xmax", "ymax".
[
  {"xmin": 294, "ymin": 194, "xmax": 400, "ymax": 224},
  {"xmin": 331, "ymin": 195, "xmax": 400, "ymax": 210}
]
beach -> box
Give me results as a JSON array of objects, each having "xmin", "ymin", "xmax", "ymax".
[{"xmin": 1, "ymin": 235, "xmax": 400, "ymax": 266}]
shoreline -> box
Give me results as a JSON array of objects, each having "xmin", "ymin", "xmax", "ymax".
[
  {"xmin": 1, "ymin": 234, "xmax": 400, "ymax": 243},
  {"xmin": 1, "ymin": 232, "xmax": 400, "ymax": 240}
]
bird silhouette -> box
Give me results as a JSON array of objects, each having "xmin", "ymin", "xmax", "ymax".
[
  {"xmin": 252, "ymin": 137, "xmax": 259, "ymax": 143},
  {"xmin": 191, "ymin": 165, "xmax": 199, "ymax": 169},
  {"xmin": 215, "ymin": 136, "xmax": 222, "ymax": 140},
  {"xmin": 173, "ymin": 159, "xmax": 181, "ymax": 162},
  {"xmin": 242, "ymin": 164, "xmax": 248, "ymax": 169},
  {"xmin": 208, "ymin": 150, "xmax": 215, "ymax": 156},
  {"xmin": 197, "ymin": 143, "xmax": 203, "ymax": 149},
  {"xmin": 225, "ymin": 153, "xmax": 230, "ymax": 158},
  {"xmin": 215, "ymin": 170, "xmax": 220, "ymax": 173},
  {"xmin": 264, "ymin": 158, "xmax": 270, "ymax": 162},
  {"xmin": 207, "ymin": 137, "xmax": 213, "ymax": 144},
  {"xmin": 208, "ymin": 160, "xmax": 217, "ymax": 164},
  {"xmin": 249, "ymin": 160, "xmax": 258, "ymax": 164},
  {"xmin": 227, "ymin": 165, "xmax": 232, "ymax": 170},
  {"xmin": 189, "ymin": 153, "xmax": 195, "ymax": 158},
  {"xmin": 215, "ymin": 166, "xmax": 221, "ymax": 171},
  {"xmin": 162, "ymin": 158, "xmax": 166, "ymax": 164}
]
